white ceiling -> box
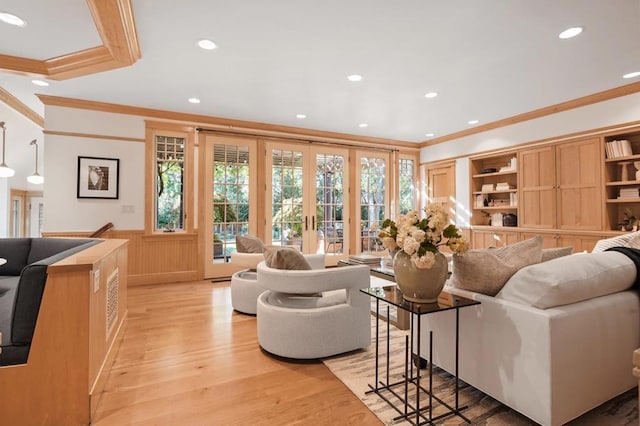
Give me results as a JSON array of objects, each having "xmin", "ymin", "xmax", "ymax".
[{"xmin": 0, "ymin": 0, "xmax": 639, "ymax": 145}]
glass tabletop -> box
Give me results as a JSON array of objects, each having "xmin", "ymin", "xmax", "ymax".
[{"xmin": 361, "ymin": 285, "xmax": 480, "ymax": 316}]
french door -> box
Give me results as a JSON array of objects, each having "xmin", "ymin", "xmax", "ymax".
[
  {"xmin": 355, "ymin": 151, "xmax": 390, "ymax": 254},
  {"xmin": 265, "ymin": 142, "xmax": 350, "ymax": 264},
  {"xmin": 203, "ymin": 134, "xmax": 257, "ymax": 279}
]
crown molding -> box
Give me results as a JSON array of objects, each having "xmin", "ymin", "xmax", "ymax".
[
  {"xmin": 0, "ymin": 0, "xmax": 140, "ymax": 81},
  {"xmin": 38, "ymin": 94, "xmax": 418, "ymax": 149},
  {"xmin": 419, "ymin": 81, "xmax": 640, "ymax": 148},
  {"xmin": 0, "ymin": 87, "xmax": 44, "ymax": 127}
]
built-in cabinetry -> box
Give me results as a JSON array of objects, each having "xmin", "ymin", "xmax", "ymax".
[
  {"xmin": 469, "ymin": 152, "xmax": 518, "ymax": 227},
  {"xmin": 467, "ymin": 125, "xmax": 640, "ymax": 250},
  {"xmin": 603, "ymin": 129, "xmax": 640, "ymax": 231},
  {"xmin": 520, "ymin": 137, "xmax": 601, "ymax": 231}
]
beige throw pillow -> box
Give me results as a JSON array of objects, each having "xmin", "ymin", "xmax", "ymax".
[
  {"xmin": 541, "ymin": 246, "xmax": 573, "ymax": 262},
  {"xmin": 236, "ymin": 235, "xmax": 265, "ymax": 253},
  {"xmin": 450, "ymin": 236, "xmax": 543, "ymax": 296},
  {"xmin": 264, "ymin": 246, "xmax": 311, "ymax": 270}
]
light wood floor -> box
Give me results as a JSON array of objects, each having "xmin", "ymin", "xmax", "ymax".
[{"xmin": 93, "ymin": 280, "xmax": 381, "ymax": 425}]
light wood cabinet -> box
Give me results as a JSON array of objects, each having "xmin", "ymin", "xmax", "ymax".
[
  {"xmin": 519, "ymin": 146, "xmax": 556, "ymax": 228},
  {"xmin": 519, "ymin": 137, "xmax": 601, "ymax": 231},
  {"xmin": 472, "ymin": 229, "xmax": 519, "ymax": 248},
  {"xmin": 555, "ymin": 138, "xmax": 602, "ymax": 230}
]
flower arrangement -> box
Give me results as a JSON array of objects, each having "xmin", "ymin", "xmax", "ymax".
[{"xmin": 378, "ymin": 203, "xmax": 469, "ymax": 269}]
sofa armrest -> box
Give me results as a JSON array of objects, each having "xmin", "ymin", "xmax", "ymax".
[{"xmin": 257, "ymin": 262, "xmax": 370, "ymax": 294}]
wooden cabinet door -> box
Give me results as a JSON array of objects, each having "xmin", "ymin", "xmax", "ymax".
[
  {"xmin": 555, "ymin": 138, "xmax": 602, "ymax": 231},
  {"xmin": 427, "ymin": 162, "xmax": 455, "ymax": 218},
  {"xmin": 519, "ymin": 146, "xmax": 556, "ymax": 228},
  {"xmin": 472, "ymin": 230, "xmax": 519, "ymax": 248},
  {"xmin": 557, "ymin": 234, "xmax": 601, "ymax": 253}
]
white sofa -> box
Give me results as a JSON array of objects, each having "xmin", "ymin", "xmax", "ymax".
[{"xmin": 416, "ymin": 250, "xmax": 640, "ymax": 426}]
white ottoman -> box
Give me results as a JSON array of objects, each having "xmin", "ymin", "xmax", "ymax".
[{"xmin": 230, "ymin": 269, "xmax": 264, "ymax": 314}]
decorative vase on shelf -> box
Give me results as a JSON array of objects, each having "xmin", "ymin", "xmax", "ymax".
[{"xmin": 392, "ymin": 250, "xmax": 448, "ymax": 303}]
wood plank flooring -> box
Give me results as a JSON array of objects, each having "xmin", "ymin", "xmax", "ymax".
[{"xmin": 93, "ymin": 280, "xmax": 381, "ymax": 425}]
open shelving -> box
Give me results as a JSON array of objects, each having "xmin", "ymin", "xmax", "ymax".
[
  {"xmin": 469, "ymin": 151, "xmax": 518, "ymax": 227},
  {"xmin": 603, "ymin": 130, "xmax": 640, "ymax": 231}
]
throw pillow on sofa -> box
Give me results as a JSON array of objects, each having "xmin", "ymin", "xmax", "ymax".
[
  {"xmin": 264, "ymin": 246, "xmax": 311, "ymax": 270},
  {"xmin": 496, "ymin": 251, "xmax": 636, "ymax": 309},
  {"xmin": 541, "ymin": 246, "xmax": 573, "ymax": 262},
  {"xmin": 450, "ymin": 236, "xmax": 543, "ymax": 296},
  {"xmin": 236, "ymin": 235, "xmax": 265, "ymax": 253},
  {"xmin": 591, "ymin": 231, "xmax": 640, "ymax": 252}
]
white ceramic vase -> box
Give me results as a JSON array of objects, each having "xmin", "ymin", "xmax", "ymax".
[{"xmin": 392, "ymin": 250, "xmax": 448, "ymax": 303}]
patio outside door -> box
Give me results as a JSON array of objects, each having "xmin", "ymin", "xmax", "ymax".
[{"xmin": 266, "ymin": 142, "xmax": 349, "ymax": 264}]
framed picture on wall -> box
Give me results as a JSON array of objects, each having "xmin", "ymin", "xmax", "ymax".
[{"xmin": 77, "ymin": 156, "xmax": 120, "ymax": 199}]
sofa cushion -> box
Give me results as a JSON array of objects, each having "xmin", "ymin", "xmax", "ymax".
[
  {"xmin": 496, "ymin": 251, "xmax": 636, "ymax": 309},
  {"xmin": 236, "ymin": 235, "xmax": 265, "ymax": 253},
  {"xmin": 592, "ymin": 231, "xmax": 640, "ymax": 252},
  {"xmin": 541, "ymin": 246, "xmax": 573, "ymax": 262},
  {"xmin": 264, "ymin": 246, "xmax": 311, "ymax": 270},
  {"xmin": 450, "ymin": 236, "xmax": 543, "ymax": 296},
  {"xmin": 0, "ymin": 238, "xmax": 32, "ymax": 276}
]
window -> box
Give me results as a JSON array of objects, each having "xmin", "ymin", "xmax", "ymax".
[
  {"xmin": 399, "ymin": 157, "xmax": 416, "ymax": 214},
  {"xmin": 155, "ymin": 135, "xmax": 185, "ymax": 231}
]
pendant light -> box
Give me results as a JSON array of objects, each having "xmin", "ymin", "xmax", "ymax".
[
  {"xmin": 27, "ymin": 139, "xmax": 44, "ymax": 184},
  {"xmin": 0, "ymin": 122, "xmax": 15, "ymax": 178}
]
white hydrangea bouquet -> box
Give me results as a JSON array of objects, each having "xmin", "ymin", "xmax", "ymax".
[{"xmin": 378, "ymin": 203, "xmax": 469, "ymax": 268}]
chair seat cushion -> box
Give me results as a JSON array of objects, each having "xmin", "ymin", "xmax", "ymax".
[{"xmin": 263, "ymin": 289, "xmax": 346, "ymax": 309}]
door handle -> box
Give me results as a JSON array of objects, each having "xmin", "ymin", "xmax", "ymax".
[
  {"xmin": 312, "ymin": 216, "xmax": 315, "ymax": 230},
  {"xmin": 305, "ymin": 216, "xmax": 308, "ymax": 231}
]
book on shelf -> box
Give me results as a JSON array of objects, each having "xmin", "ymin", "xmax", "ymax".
[
  {"xmin": 495, "ymin": 182, "xmax": 512, "ymax": 191},
  {"xmin": 618, "ymin": 187, "xmax": 640, "ymax": 199},
  {"xmin": 606, "ymin": 139, "xmax": 633, "ymax": 159},
  {"xmin": 481, "ymin": 183, "xmax": 494, "ymax": 192}
]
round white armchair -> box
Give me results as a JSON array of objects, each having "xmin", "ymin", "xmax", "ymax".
[{"xmin": 256, "ymin": 256, "xmax": 372, "ymax": 359}]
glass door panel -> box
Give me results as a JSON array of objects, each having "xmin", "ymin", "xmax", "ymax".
[
  {"xmin": 203, "ymin": 135, "xmax": 257, "ymax": 279},
  {"xmin": 266, "ymin": 143, "xmax": 349, "ymax": 262},
  {"xmin": 356, "ymin": 152, "xmax": 390, "ymax": 254},
  {"xmin": 269, "ymin": 147, "xmax": 305, "ymax": 250}
]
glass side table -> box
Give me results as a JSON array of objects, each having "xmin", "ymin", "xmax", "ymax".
[{"xmin": 361, "ymin": 285, "xmax": 480, "ymax": 425}]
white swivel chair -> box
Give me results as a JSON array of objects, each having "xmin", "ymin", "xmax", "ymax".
[
  {"xmin": 256, "ymin": 255, "xmax": 372, "ymax": 359},
  {"xmin": 230, "ymin": 252, "xmax": 265, "ymax": 314}
]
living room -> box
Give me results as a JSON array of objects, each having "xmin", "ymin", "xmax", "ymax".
[{"xmin": 1, "ymin": 1, "xmax": 640, "ymax": 424}]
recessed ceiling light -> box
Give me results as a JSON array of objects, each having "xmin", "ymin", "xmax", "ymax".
[
  {"xmin": 197, "ymin": 39, "xmax": 218, "ymax": 50},
  {"xmin": 296, "ymin": 114, "xmax": 306, "ymax": 119},
  {"xmin": 468, "ymin": 120, "xmax": 479, "ymax": 125},
  {"xmin": 425, "ymin": 133, "xmax": 435, "ymax": 137},
  {"xmin": 347, "ymin": 74, "xmax": 363, "ymax": 82},
  {"xmin": 558, "ymin": 27, "xmax": 583, "ymax": 39},
  {"xmin": 31, "ymin": 79, "xmax": 49, "ymax": 87},
  {"xmin": 188, "ymin": 98, "xmax": 201, "ymax": 104},
  {"xmin": 358, "ymin": 123, "xmax": 368, "ymax": 128},
  {"xmin": 0, "ymin": 12, "xmax": 26, "ymax": 27},
  {"xmin": 623, "ymin": 71, "xmax": 640, "ymax": 79},
  {"xmin": 424, "ymin": 92, "xmax": 438, "ymax": 98}
]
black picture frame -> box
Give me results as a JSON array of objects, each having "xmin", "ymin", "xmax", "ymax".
[{"xmin": 77, "ymin": 156, "xmax": 120, "ymax": 199}]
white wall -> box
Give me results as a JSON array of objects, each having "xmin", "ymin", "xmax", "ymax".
[
  {"xmin": 421, "ymin": 91, "xmax": 640, "ymax": 227},
  {"xmin": 43, "ymin": 106, "xmax": 145, "ymax": 232}
]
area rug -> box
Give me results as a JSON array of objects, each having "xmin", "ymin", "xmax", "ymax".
[{"xmin": 323, "ymin": 315, "xmax": 638, "ymax": 425}]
